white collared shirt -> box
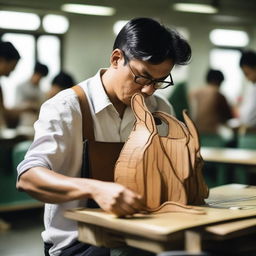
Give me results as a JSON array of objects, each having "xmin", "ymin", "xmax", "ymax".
[
  {"xmin": 17, "ymin": 69, "xmax": 174, "ymax": 256},
  {"xmin": 239, "ymin": 83, "xmax": 256, "ymax": 127}
]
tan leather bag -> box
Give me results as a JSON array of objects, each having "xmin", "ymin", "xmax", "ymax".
[{"xmin": 114, "ymin": 93, "xmax": 209, "ymax": 214}]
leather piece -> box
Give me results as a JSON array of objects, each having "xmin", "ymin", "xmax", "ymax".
[
  {"xmin": 114, "ymin": 93, "xmax": 209, "ymax": 214},
  {"xmin": 88, "ymin": 141, "xmax": 124, "ymax": 181}
]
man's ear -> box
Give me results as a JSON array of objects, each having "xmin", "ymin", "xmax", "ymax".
[{"xmin": 110, "ymin": 49, "xmax": 123, "ymax": 69}]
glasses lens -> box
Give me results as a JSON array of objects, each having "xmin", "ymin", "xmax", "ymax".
[
  {"xmin": 154, "ymin": 81, "xmax": 171, "ymax": 89},
  {"xmin": 135, "ymin": 77, "xmax": 153, "ymax": 86}
]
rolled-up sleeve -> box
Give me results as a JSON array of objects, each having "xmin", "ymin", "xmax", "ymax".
[{"xmin": 17, "ymin": 91, "xmax": 83, "ymax": 179}]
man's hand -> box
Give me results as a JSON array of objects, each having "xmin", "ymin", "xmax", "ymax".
[{"xmin": 91, "ymin": 181, "xmax": 145, "ymax": 217}]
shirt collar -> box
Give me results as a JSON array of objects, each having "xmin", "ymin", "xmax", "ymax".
[{"xmin": 86, "ymin": 69, "xmax": 112, "ymax": 114}]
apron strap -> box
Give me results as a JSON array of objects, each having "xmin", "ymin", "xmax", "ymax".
[{"xmin": 72, "ymin": 85, "xmax": 95, "ymax": 141}]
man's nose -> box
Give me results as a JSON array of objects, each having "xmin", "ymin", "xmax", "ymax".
[{"xmin": 140, "ymin": 84, "xmax": 155, "ymax": 95}]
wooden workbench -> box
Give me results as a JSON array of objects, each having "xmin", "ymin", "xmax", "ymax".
[{"xmin": 65, "ymin": 184, "xmax": 256, "ymax": 254}]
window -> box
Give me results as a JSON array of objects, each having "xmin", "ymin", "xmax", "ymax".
[
  {"xmin": 42, "ymin": 14, "xmax": 69, "ymax": 34},
  {"xmin": 210, "ymin": 29, "xmax": 249, "ymax": 47},
  {"xmin": 0, "ymin": 11, "xmax": 40, "ymax": 30},
  {"xmin": 37, "ymin": 35, "xmax": 61, "ymax": 93},
  {"xmin": 0, "ymin": 11, "xmax": 68, "ymax": 108},
  {"xmin": 209, "ymin": 29, "xmax": 249, "ymax": 105},
  {"xmin": 1, "ymin": 33, "xmax": 61, "ymax": 107}
]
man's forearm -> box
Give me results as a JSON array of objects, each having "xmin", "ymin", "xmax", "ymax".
[{"xmin": 16, "ymin": 166, "xmax": 94, "ymax": 203}]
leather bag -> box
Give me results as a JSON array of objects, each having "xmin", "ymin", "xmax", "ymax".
[{"xmin": 114, "ymin": 93, "xmax": 209, "ymax": 214}]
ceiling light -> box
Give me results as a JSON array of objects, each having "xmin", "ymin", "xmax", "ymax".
[
  {"xmin": 61, "ymin": 4, "xmax": 116, "ymax": 16},
  {"xmin": 0, "ymin": 11, "xmax": 40, "ymax": 30},
  {"xmin": 210, "ymin": 29, "xmax": 249, "ymax": 47},
  {"xmin": 173, "ymin": 3, "xmax": 218, "ymax": 14},
  {"xmin": 43, "ymin": 15, "xmax": 69, "ymax": 34}
]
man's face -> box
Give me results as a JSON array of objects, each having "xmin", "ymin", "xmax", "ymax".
[
  {"xmin": 0, "ymin": 59, "xmax": 18, "ymax": 77},
  {"xmin": 241, "ymin": 65, "xmax": 256, "ymax": 83},
  {"xmin": 111, "ymin": 50, "xmax": 174, "ymax": 106}
]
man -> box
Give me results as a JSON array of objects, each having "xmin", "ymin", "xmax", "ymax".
[
  {"xmin": 190, "ymin": 69, "xmax": 233, "ymax": 134},
  {"xmin": 239, "ymin": 50, "xmax": 256, "ymax": 128},
  {"xmin": 0, "ymin": 41, "xmax": 21, "ymax": 128},
  {"xmin": 17, "ymin": 17, "xmax": 191, "ymax": 256}
]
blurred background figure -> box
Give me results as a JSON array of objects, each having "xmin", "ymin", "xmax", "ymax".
[
  {"xmin": 238, "ymin": 50, "xmax": 256, "ymax": 131},
  {"xmin": 190, "ymin": 68, "xmax": 233, "ymax": 135},
  {"xmin": 13, "ymin": 61, "xmax": 48, "ymax": 127},
  {"xmin": 0, "ymin": 41, "xmax": 21, "ymax": 129},
  {"xmin": 14, "ymin": 61, "xmax": 48, "ymax": 109},
  {"xmin": 46, "ymin": 71, "xmax": 75, "ymax": 99}
]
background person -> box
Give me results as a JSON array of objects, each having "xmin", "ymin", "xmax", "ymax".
[
  {"xmin": 15, "ymin": 61, "xmax": 49, "ymax": 108},
  {"xmin": 46, "ymin": 71, "xmax": 75, "ymax": 99},
  {"xmin": 14, "ymin": 61, "xmax": 49, "ymax": 127},
  {"xmin": 0, "ymin": 41, "xmax": 21, "ymax": 129},
  {"xmin": 190, "ymin": 68, "xmax": 233, "ymax": 135}
]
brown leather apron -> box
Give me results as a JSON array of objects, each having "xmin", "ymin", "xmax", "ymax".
[{"xmin": 72, "ymin": 86, "xmax": 124, "ymax": 182}]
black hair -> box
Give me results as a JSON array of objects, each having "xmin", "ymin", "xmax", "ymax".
[
  {"xmin": 113, "ymin": 17, "xmax": 191, "ymax": 65},
  {"xmin": 52, "ymin": 71, "xmax": 75, "ymax": 89},
  {"xmin": 0, "ymin": 41, "xmax": 20, "ymax": 61},
  {"xmin": 239, "ymin": 50, "xmax": 256, "ymax": 68},
  {"xmin": 34, "ymin": 62, "xmax": 49, "ymax": 76},
  {"xmin": 206, "ymin": 69, "xmax": 224, "ymax": 85}
]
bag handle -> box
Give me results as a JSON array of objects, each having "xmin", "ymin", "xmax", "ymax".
[
  {"xmin": 131, "ymin": 93, "xmax": 157, "ymax": 134},
  {"xmin": 72, "ymin": 85, "xmax": 95, "ymax": 141},
  {"xmin": 153, "ymin": 111, "xmax": 189, "ymax": 140}
]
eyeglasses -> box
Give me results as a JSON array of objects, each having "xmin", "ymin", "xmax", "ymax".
[{"xmin": 128, "ymin": 63, "xmax": 174, "ymax": 89}]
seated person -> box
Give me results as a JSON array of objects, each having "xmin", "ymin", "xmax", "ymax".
[
  {"xmin": 190, "ymin": 69, "xmax": 233, "ymax": 134},
  {"xmin": 46, "ymin": 71, "xmax": 75, "ymax": 99},
  {"xmin": 15, "ymin": 62, "xmax": 49, "ymax": 109},
  {"xmin": 14, "ymin": 62, "xmax": 49, "ymax": 127}
]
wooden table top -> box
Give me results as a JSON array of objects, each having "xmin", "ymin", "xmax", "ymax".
[
  {"xmin": 65, "ymin": 184, "xmax": 256, "ymax": 241},
  {"xmin": 201, "ymin": 147, "xmax": 256, "ymax": 165}
]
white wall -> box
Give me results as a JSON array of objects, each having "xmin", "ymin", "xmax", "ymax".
[{"xmin": 64, "ymin": 15, "xmax": 116, "ymax": 82}]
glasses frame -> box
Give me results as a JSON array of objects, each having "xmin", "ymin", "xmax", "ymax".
[{"xmin": 127, "ymin": 62, "xmax": 174, "ymax": 89}]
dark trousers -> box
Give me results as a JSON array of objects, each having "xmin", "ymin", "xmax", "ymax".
[{"xmin": 44, "ymin": 241, "xmax": 110, "ymax": 256}]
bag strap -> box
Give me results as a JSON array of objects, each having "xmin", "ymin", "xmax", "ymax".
[{"xmin": 72, "ymin": 85, "xmax": 95, "ymax": 141}]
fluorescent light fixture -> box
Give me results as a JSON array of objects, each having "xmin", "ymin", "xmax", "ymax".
[
  {"xmin": 43, "ymin": 15, "xmax": 69, "ymax": 34},
  {"xmin": 0, "ymin": 11, "xmax": 40, "ymax": 30},
  {"xmin": 210, "ymin": 29, "xmax": 249, "ymax": 47},
  {"xmin": 173, "ymin": 3, "xmax": 218, "ymax": 14},
  {"xmin": 113, "ymin": 20, "xmax": 128, "ymax": 35},
  {"xmin": 211, "ymin": 15, "xmax": 243, "ymax": 23},
  {"xmin": 61, "ymin": 4, "xmax": 116, "ymax": 16}
]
